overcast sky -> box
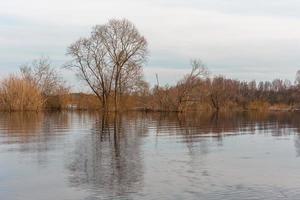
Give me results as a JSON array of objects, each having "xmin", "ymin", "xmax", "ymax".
[{"xmin": 1, "ymin": 0, "xmax": 300, "ymax": 89}]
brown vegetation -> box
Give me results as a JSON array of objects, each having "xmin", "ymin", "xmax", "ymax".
[
  {"xmin": 68, "ymin": 93, "xmax": 101, "ymax": 110},
  {"xmin": 1, "ymin": 18, "xmax": 300, "ymax": 112},
  {"xmin": 0, "ymin": 75, "xmax": 44, "ymax": 111},
  {"xmin": 20, "ymin": 57, "xmax": 70, "ymax": 110},
  {"xmin": 0, "ymin": 57, "xmax": 70, "ymax": 111},
  {"xmin": 2, "ymin": 56, "xmax": 300, "ymax": 112},
  {"xmin": 67, "ymin": 18, "xmax": 148, "ymax": 111},
  {"xmin": 147, "ymin": 67, "xmax": 300, "ymax": 112}
]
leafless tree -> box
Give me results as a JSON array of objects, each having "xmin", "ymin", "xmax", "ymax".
[
  {"xmin": 119, "ymin": 62, "xmax": 148, "ymax": 95},
  {"xmin": 151, "ymin": 59, "xmax": 209, "ymax": 112},
  {"xmin": 176, "ymin": 59, "xmax": 209, "ymax": 111},
  {"xmin": 20, "ymin": 57, "xmax": 68, "ymax": 96},
  {"xmin": 67, "ymin": 19, "xmax": 148, "ymax": 111},
  {"xmin": 295, "ymin": 70, "xmax": 300, "ymax": 86},
  {"xmin": 66, "ymin": 36, "xmax": 112, "ymax": 110}
]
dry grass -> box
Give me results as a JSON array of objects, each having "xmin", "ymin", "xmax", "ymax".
[
  {"xmin": 248, "ymin": 100, "xmax": 270, "ymax": 111},
  {"xmin": 0, "ymin": 76, "xmax": 44, "ymax": 111},
  {"xmin": 69, "ymin": 93, "xmax": 102, "ymax": 110}
]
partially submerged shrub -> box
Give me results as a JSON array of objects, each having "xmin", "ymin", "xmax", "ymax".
[
  {"xmin": 20, "ymin": 57, "xmax": 70, "ymax": 110},
  {"xmin": 0, "ymin": 76, "xmax": 44, "ymax": 111},
  {"xmin": 69, "ymin": 93, "xmax": 101, "ymax": 110},
  {"xmin": 248, "ymin": 100, "xmax": 270, "ymax": 111}
]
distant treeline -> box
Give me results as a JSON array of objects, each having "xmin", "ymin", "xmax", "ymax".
[
  {"xmin": 1, "ymin": 56, "xmax": 300, "ymax": 112},
  {"xmin": 148, "ymin": 70, "xmax": 300, "ymax": 112},
  {"xmin": 1, "ymin": 18, "xmax": 300, "ymax": 112}
]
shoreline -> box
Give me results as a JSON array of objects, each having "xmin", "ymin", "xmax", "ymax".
[{"xmin": 1, "ymin": 107, "xmax": 299, "ymax": 113}]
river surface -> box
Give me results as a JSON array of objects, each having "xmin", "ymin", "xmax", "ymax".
[{"xmin": 0, "ymin": 111, "xmax": 300, "ymax": 200}]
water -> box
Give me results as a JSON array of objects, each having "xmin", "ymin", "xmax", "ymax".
[{"xmin": 0, "ymin": 111, "xmax": 300, "ymax": 200}]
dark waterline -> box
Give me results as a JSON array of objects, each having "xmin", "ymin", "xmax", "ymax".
[{"xmin": 0, "ymin": 111, "xmax": 300, "ymax": 200}]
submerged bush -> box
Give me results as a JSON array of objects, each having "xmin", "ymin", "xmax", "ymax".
[
  {"xmin": 248, "ymin": 100, "xmax": 270, "ymax": 111},
  {"xmin": 20, "ymin": 57, "xmax": 70, "ymax": 110},
  {"xmin": 0, "ymin": 76, "xmax": 44, "ymax": 111}
]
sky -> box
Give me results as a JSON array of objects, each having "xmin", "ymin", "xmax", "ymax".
[{"xmin": 1, "ymin": 0, "xmax": 300, "ymax": 90}]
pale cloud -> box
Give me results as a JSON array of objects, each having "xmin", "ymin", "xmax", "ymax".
[{"xmin": 1, "ymin": 0, "xmax": 300, "ymax": 90}]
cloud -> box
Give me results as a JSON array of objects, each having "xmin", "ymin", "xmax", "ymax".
[{"xmin": 1, "ymin": 0, "xmax": 300, "ymax": 89}]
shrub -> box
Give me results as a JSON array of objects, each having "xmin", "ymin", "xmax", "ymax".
[
  {"xmin": 248, "ymin": 100, "xmax": 270, "ymax": 111},
  {"xmin": 0, "ymin": 76, "xmax": 44, "ymax": 111}
]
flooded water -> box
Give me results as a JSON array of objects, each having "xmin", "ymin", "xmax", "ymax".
[{"xmin": 1, "ymin": 111, "xmax": 300, "ymax": 200}]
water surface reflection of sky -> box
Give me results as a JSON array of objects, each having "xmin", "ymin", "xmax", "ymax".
[{"xmin": 0, "ymin": 111, "xmax": 300, "ymax": 199}]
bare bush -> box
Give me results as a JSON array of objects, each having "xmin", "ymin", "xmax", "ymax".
[
  {"xmin": 152, "ymin": 59, "xmax": 209, "ymax": 112},
  {"xmin": 20, "ymin": 57, "xmax": 68, "ymax": 96},
  {"xmin": 176, "ymin": 59, "xmax": 209, "ymax": 111},
  {"xmin": 20, "ymin": 57, "xmax": 70, "ymax": 110},
  {"xmin": 0, "ymin": 76, "xmax": 44, "ymax": 111}
]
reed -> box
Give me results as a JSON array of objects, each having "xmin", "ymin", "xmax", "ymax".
[{"xmin": 0, "ymin": 76, "xmax": 44, "ymax": 111}]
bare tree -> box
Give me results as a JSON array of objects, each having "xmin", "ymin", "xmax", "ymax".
[
  {"xmin": 295, "ymin": 70, "xmax": 300, "ymax": 86},
  {"xmin": 151, "ymin": 59, "xmax": 209, "ymax": 112},
  {"xmin": 176, "ymin": 59, "xmax": 209, "ymax": 111},
  {"xmin": 20, "ymin": 57, "xmax": 68, "ymax": 96},
  {"xmin": 66, "ymin": 36, "xmax": 112, "ymax": 110},
  {"xmin": 67, "ymin": 18, "xmax": 148, "ymax": 111},
  {"xmin": 209, "ymin": 76, "xmax": 227, "ymax": 111},
  {"xmin": 119, "ymin": 62, "xmax": 147, "ymax": 95}
]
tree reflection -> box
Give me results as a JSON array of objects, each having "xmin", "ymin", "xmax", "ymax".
[
  {"xmin": 152, "ymin": 111, "xmax": 300, "ymax": 138},
  {"xmin": 294, "ymin": 135, "xmax": 300, "ymax": 157},
  {"xmin": 0, "ymin": 112, "xmax": 44, "ymax": 137},
  {"xmin": 149, "ymin": 111, "xmax": 300, "ymax": 157},
  {"xmin": 67, "ymin": 113, "xmax": 146, "ymax": 199},
  {"xmin": 0, "ymin": 112, "xmax": 70, "ymax": 165}
]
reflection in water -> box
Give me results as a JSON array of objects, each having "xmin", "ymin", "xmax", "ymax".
[
  {"xmin": 294, "ymin": 135, "xmax": 300, "ymax": 157},
  {"xmin": 153, "ymin": 111, "xmax": 300, "ymax": 137},
  {"xmin": 0, "ymin": 112, "xmax": 44, "ymax": 136},
  {"xmin": 0, "ymin": 112, "xmax": 70, "ymax": 166},
  {"xmin": 0, "ymin": 112, "xmax": 70, "ymax": 143},
  {"xmin": 1, "ymin": 111, "xmax": 300, "ymax": 199},
  {"xmin": 68, "ymin": 113, "xmax": 147, "ymax": 199}
]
